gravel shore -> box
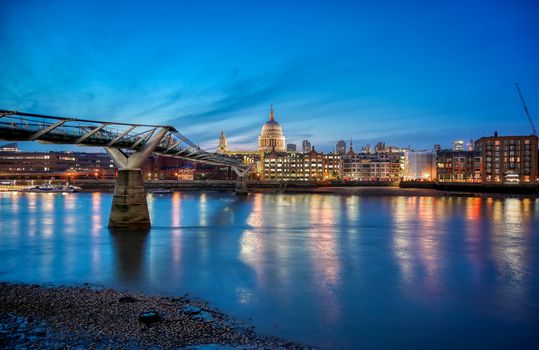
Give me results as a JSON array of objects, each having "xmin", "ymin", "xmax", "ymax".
[{"xmin": 0, "ymin": 283, "xmax": 310, "ymax": 349}]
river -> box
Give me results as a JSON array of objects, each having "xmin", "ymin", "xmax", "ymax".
[{"xmin": 0, "ymin": 191, "xmax": 538, "ymax": 349}]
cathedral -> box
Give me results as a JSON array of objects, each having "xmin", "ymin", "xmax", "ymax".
[
  {"xmin": 217, "ymin": 107, "xmax": 286, "ymax": 154},
  {"xmin": 258, "ymin": 107, "xmax": 286, "ymax": 152}
]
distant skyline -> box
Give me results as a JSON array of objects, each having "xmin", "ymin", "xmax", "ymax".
[{"xmin": 1, "ymin": 0, "xmax": 538, "ymax": 152}]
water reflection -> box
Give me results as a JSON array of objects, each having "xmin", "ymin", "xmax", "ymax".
[
  {"xmin": 392, "ymin": 197, "xmax": 448, "ymax": 300},
  {"xmin": 172, "ymin": 192, "xmax": 181, "ymax": 227},
  {"xmin": 489, "ymin": 198, "xmax": 533, "ymax": 318},
  {"xmin": 110, "ymin": 229, "xmax": 149, "ymax": 285},
  {"xmin": 240, "ymin": 194, "xmax": 265, "ymax": 289},
  {"xmin": 0, "ymin": 192, "xmax": 538, "ymax": 349},
  {"xmin": 308, "ymin": 195, "xmax": 341, "ymax": 322}
]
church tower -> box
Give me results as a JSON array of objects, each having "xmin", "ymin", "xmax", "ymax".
[{"xmin": 217, "ymin": 130, "xmax": 228, "ymax": 153}]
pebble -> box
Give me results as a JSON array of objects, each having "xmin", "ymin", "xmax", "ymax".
[
  {"xmin": 119, "ymin": 296, "xmax": 137, "ymax": 303},
  {"xmin": 0, "ymin": 282, "xmax": 312, "ymax": 349},
  {"xmin": 183, "ymin": 305, "xmax": 202, "ymax": 315},
  {"xmin": 138, "ymin": 311, "xmax": 161, "ymax": 324}
]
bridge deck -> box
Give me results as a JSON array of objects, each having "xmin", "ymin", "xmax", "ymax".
[{"xmin": 0, "ymin": 110, "xmax": 247, "ymax": 169}]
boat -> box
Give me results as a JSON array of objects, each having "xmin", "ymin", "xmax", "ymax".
[
  {"xmin": 150, "ymin": 188, "xmax": 172, "ymax": 194},
  {"xmin": 21, "ymin": 181, "xmax": 81, "ymax": 193}
]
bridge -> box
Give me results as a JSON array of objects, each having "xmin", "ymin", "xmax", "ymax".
[{"xmin": 0, "ymin": 109, "xmax": 252, "ymax": 229}]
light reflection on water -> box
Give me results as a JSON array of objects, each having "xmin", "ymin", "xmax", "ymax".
[{"xmin": 0, "ymin": 192, "xmax": 538, "ymax": 349}]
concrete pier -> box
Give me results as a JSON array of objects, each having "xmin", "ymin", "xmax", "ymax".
[
  {"xmin": 235, "ymin": 176, "xmax": 248, "ymax": 195},
  {"xmin": 109, "ymin": 169, "xmax": 150, "ymax": 229}
]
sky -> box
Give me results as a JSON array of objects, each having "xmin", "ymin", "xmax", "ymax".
[{"xmin": 1, "ymin": 0, "xmax": 539, "ymax": 152}]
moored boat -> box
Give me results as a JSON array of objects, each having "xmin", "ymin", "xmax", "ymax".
[
  {"xmin": 21, "ymin": 181, "xmax": 81, "ymax": 193},
  {"xmin": 150, "ymin": 188, "xmax": 172, "ymax": 194}
]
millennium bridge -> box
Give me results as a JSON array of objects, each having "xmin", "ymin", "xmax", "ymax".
[{"xmin": 0, "ymin": 110, "xmax": 251, "ymax": 229}]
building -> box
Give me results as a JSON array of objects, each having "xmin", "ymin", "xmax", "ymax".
[
  {"xmin": 0, "ymin": 148, "xmax": 199, "ymax": 180},
  {"xmin": 404, "ymin": 150, "xmax": 435, "ymax": 180},
  {"xmin": 466, "ymin": 139, "xmax": 474, "ymax": 151},
  {"xmin": 149, "ymin": 155, "xmax": 194, "ymax": 180},
  {"xmin": 175, "ymin": 164, "xmax": 195, "ymax": 180},
  {"xmin": 342, "ymin": 150, "xmax": 402, "ymax": 181},
  {"xmin": 0, "ymin": 143, "xmax": 18, "ymax": 152},
  {"xmin": 286, "ymin": 143, "xmax": 297, "ymax": 152},
  {"xmin": 302, "ymin": 140, "xmax": 312, "ymax": 153},
  {"xmin": 263, "ymin": 150, "xmax": 309, "ymax": 181},
  {"xmin": 217, "ymin": 107, "xmax": 287, "ymax": 178},
  {"xmin": 374, "ymin": 141, "xmax": 385, "ymax": 153},
  {"xmin": 474, "ymin": 133, "xmax": 538, "ymax": 184},
  {"xmin": 258, "ymin": 107, "xmax": 286, "ymax": 152},
  {"xmin": 452, "ymin": 140, "xmax": 465, "ymax": 151},
  {"xmin": 436, "ymin": 150, "xmax": 482, "ymax": 183},
  {"xmin": 336, "ymin": 140, "xmax": 346, "ymax": 155},
  {"xmin": 262, "ymin": 148, "xmax": 341, "ymax": 181},
  {"xmin": 217, "ymin": 130, "xmax": 228, "ymax": 153},
  {"xmin": 0, "ymin": 150, "xmax": 116, "ymax": 179}
]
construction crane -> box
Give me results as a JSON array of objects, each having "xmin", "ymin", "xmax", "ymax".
[{"xmin": 515, "ymin": 82, "xmax": 537, "ymax": 136}]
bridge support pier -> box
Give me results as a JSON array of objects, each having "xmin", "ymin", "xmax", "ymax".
[
  {"xmin": 106, "ymin": 127, "xmax": 169, "ymax": 229},
  {"xmin": 232, "ymin": 166, "xmax": 251, "ymax": 195},
  {"xmin": 109, "ymin": 169, "xmax": 151, "ymax": 229},
  {"xmin": 109, "ymin": 169, "xmax": 150, "ymax": 229}
]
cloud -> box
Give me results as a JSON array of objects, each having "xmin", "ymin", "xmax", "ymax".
[{"xmin": 164, "ymin": 52, "xmax": 360, "ymax": 125}]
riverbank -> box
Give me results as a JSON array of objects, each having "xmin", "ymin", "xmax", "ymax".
[
  {"xmin": 2, "ymin": 178, "xmax": 538, "ymax": 196},
  {"xmin": 0, "ymin": 283, "xmax": 309, "ymax": 349}
]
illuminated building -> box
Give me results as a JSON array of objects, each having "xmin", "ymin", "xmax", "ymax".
[
  {"xmin": 217, "ymin": 107, "xmax": 284, "ymax": 171},
  {"xmin": 452, "ymin": 140, "xmax": 465, "ymax": 151},
  {"xmin": 0, "ymin": 142, "xmax": 18, "ymax": 152},
  {"xmin": 286, "ymin": 143, "xmax": 297, "ymax": 152},
  {"xmin": 262, "ymin": 149, "xmax": 341, "ymax": 181},
  {"xmin": 258, "ymin": 107, "xmax": 286, "ymax": 152},
  {"xmin": 404, "ymin": 150, "xmax": 436, "ymax": 180},
  {"xmin": 0, "ymin": 150, "xmax": 116, "ymax": 179},
  {"xmin": 342, "ymin": 148, "xmax": 402, "ymax": 181},
  {"xmin": 175, "ymin": 165, "xmax": 195, "ymax": 180},
  {"xmin": 217, "ymin": 130, "xmax": 228, "ymax": 153},
  {"xmin": 0, "ymin": 148, "xmax": 197, "ymax": 180},
  {"xmin": 435, "ymin": 150, "xmax": 482, "ymax": 182},
  {"xmin": 474, "ymin": 133, "xmax": 538, "ymax": 184}
]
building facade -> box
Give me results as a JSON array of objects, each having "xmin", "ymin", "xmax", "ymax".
[
  {"xmin": 404, "ymin": 150, "xmax": 435, "ymax": 180},
  {"xmin": 436, "ymin": 150, "xmax": 482, "ymax": 183},
  {"xmin": 474, "ymin": 134, "xmax": 538, "ymax": 184},
  {"xmin": 0, "ymin": 149, "xmax": 116, "ymax": 179},
  {"xmin": 262, "ymin": 150, "xmax": 341, "ymax": 181},
  {"xmin": 342, "ymin": 151, "xmax": 402, "ymax": 181}
]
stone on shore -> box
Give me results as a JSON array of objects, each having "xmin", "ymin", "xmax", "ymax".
[{"xmin": 0, "ymin": 282, "xmax": 311, "ymax": 349}]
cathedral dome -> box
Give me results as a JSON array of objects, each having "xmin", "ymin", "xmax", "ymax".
[{"xmin": 258, "ymin": 107, "xmax": 286, "ymax": 152}]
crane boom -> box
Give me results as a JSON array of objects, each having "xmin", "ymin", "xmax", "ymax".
[{"xmin": 515, "ymin": 82, "xmax": 537, "ymax": 136}]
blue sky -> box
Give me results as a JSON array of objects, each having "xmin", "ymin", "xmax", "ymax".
[{"xmin": 1, "ymin": 0, "xmax": 538, "ymax": 152}]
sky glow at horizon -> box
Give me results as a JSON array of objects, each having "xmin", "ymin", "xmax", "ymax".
[{"xmin": 1, "ymin": 0, "xmax": 538, "ymax": 152}]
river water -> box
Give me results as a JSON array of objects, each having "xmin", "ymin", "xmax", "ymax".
[{"xmin": 0, "ymin": 191, "xmax": 538, "ymax": 349}]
